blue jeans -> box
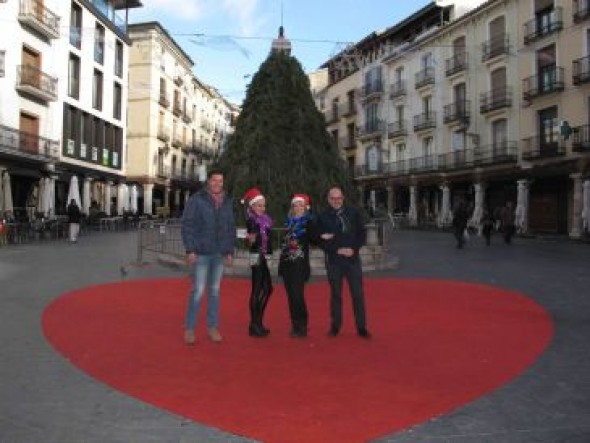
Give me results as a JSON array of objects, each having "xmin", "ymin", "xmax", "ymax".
[{"xmin": 185, "ymin": 253, "xmax": 225, "ymax": 330}]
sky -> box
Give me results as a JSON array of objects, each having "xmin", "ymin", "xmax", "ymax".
[{"xmin": 128, "ymin": 0, "xmax": 432, "ymax": 105}]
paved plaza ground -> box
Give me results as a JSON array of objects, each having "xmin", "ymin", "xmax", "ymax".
[{"xmin": 1, "ymin": 228, "xmax": 589, "ymax": 442}]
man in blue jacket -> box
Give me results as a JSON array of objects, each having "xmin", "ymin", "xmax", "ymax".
[
  {"xmin": 314, "ymin": 186, "xmax": 371, "ymax": 339},
  {"xmin": 181, "ymin": 169, "xmax": 235, "ymax": 345}
]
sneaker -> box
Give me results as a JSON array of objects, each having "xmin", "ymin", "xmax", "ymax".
[
  {"xmin": 184, "ymin": 330, "xmax": 195, "ymax": 345},
  {"xmin": 208, "ymin": 327, "xmax": 223, "ymax": 342},
  {"xmin": 358, "ymin": 328, "xmax": 372, "ymax": 339}
]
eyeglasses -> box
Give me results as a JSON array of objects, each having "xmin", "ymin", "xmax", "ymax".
[{"xmin": 329, "ymin": 196, "xmax": 343, "ymax": 200}]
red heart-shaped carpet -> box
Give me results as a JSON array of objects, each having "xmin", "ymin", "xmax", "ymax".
[{"xmin": 42, "ymin": 278, "xmax": 553, "ymax": 443}]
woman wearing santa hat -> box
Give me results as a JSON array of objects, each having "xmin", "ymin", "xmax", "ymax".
[
  {"xmin": 278, "ymin": 194, "xmax": 312, "ymax": 337},
  {"xmin": 242, "ymin": 187, "xmax": 274, "ymax": 337}
]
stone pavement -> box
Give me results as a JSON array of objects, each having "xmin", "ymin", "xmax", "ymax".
[{"xmin": 0, "ymin": 229, "xmax": 589, "ymax": 442}]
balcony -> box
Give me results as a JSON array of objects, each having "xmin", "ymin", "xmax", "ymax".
[
  {"xmin": 409, "ymin": 155, "xmax": 438, "ymax": 173},
  {"xmin": 18, "ymin": 0, "xmax": 60, "ymax": 39},
  {"xmin": 174, "ymin": 75, "xmax": 183, "ymax": 86},
  {"xmin": 573, "ymin": 55, "xmax": 590, "ymax": 85},
  {"xmin": 445, "ymin": 52, "xmax": 468, "ymax": 77},
  {"xmin": 415, "ymin": 67, "xmax": 435, "ymax": 89},
  {"xmin": 340, "ymin": 102, "xmax": 357, "ymax": 117},
  {"xmin": 387, "ymin": 121, "xmax": 407, "ymax": 138},
  {"xmin": 360, "ymin": 80, "xmax": 383, "ymax": 100},
  {"xmin": 0, "ymin": 50, "xmax": 4, "ymax": 77},
  {"xmin": 443, "ymin": 101, "xmax": 470, "ymax": 125},
  {"xmin": 157, "ymin": 164, "xmax": 171, "ymax": 179},
  {"xmin": 171, "ymin": 136, "xmax": 182, "ymax": 148},
  {"xmin": 390, "ymin": 81, "xmax": 407, "ymax": 99},
  {"xmin": 338, "ymin": 136, "xmax": 356, "ymax": 151},
  {"xmin": 521, "ymin": 136, "xmax": 565, "ymax": 160},
  {"xmin": 413, "ymin": 112, "xmax": 437, "ymax": 131},
  {"xmin": 574, "ymin": 0, "xmax": 590, "ymax": 23},
  {"xmin": 157, "ymin": 127, "xmax": 170, "ymax": 142},
  {"xmin": 16, "ymin": 64, "xmax": 58, "ymax": 102},
  {"xmin": 482, "ymin": 35, "xmax": 510, "ymax": 62},
  {"xmin": 0, "ymin": 124, "xmax": 59, "ymax": 161},
  {"xmin": 182, "ymin": 112, "xmax": 192, "ymax": 124},
  {"xmin": 522, "ymin": 67, "xmax": 565, "ymax": 103},
  {"xmin": 354, "ymin": 160, "xmax": 410, "ymax": 178},
  {"xmin": 480, "ymin": 87, "xmax": 512, "ymax": 114},
  {"xmin": 474, "ymin": 142, "xmax": 518, "ymax": 165},
  {"xmin": 325, "ymin": 107, "xmax": 340, "ymax": 124},
  {"xmin": 572, "ymin": 124, "xmax": 590, "ymax": 152},
  {"xmin": 357, "ymin": 120, "xmax": 385, "ymax": 139},
  {"xmin": 524, "ymin": 8, "xmax": 563, "ymax": 44},
  {"xmin": 172, "ymin": 103, "xmax": 182, "ymax": 117},
  {"xmin": 158, "ymin": 93, "xmax": 170, "ymax": 108}
]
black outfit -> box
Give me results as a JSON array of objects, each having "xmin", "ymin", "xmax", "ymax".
[
  {"xmin": 67, "ymin": 202, "xmax": 82, "ymax": 224},
  {"xmin": 246, "ymin": 218, "xmax": 273, "ymax": 337},
  {"xmin": 481, "ymin": 210, "xmax": 494, "ymax": 246},
  {"xmin": 452, "ymin": 203, "xmax": 469, "ymax": 249},
  {"xmin": 278, "ymin": 216, "xmax": 311, "ymax": 337},
  {"xmin": 314, "ymin": 205, "xmax": 368, "ymax": 336}
]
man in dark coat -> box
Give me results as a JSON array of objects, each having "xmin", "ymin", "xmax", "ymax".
[
  {"xmin": 66, "ymin": 199, "xmax": 82, "ymax": 243},
  {"xmin": 313, "ymin": 186, "xmax": 371, "ymax": 339},
  {"xmin": 452, "ymin": 198, "xmax": 469, "ymax": 249}
]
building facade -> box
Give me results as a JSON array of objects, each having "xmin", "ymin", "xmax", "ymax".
[
  {"xmin": 0, "ymin": 0, "xmax": 141, "ymax": 220},
  {"xmin": 317, "ymin": 0, "xmax": 590, "ymax": 237},
  {"xmin": 127, "ymin": 22, "xmax": 234, "ymax": 216}
]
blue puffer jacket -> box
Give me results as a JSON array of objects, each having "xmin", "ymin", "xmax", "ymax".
[{"xmin": 181, "ymin": 189, "xmax": 236, "ymax": 256}]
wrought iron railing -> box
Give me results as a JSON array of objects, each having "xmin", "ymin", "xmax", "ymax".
[
  {"xmin": 158, "ymin": 93, "xmax": 170, "ymax": 108},
  {"xmin": 522, "ymin": 67, "xmax": 565, "ymax": 103},
  {"xmin": 574, "ymin": 0, "xmax": 590, "ymax": 23},
  {"xmin": 390, "ymin": 80, "xmax": 407, "ymax": 98},
  {"xmin": 361, "ymin": 80, "xmax": 384, "ymax": 98},
  {"xmin": 388, "ymin": 121, "xmax": 407, "ymax": 138},
  {"xmin": 409, "ymin": 154, "xmax": 438, "ymax": 172},
  {"xmin": 443, "ymin": 101, "xmax": 470, "ymax": 124},
  {"xmin": 573, "ymin": 55, "xmax": 590, "ymax": 85},
  {"xmin": 415, "ymin": 67, "xmax": 435, "ymax": 89},
  {"xmin": 524, "ymin": 8, "xmax": 563, "ymax": 44},
  {"xmin": 338, "ymin": 136, "xmax": 356, "ymax": 150},
  {"xmin": 482, "ymin": 35, "xmax": 510, "ymax": 61},
  {"xmin": 0, "ymin": 124, "xmax": 59, "ymax": 160},
  {"xmin": 572, "ymin": 124, "xmax": 590, "ymax": 152},
  {"xmin": 18, "ymin": 0, "xmax": 60, "ymax": 38},
  {"xmin": 16, "ymin": 64, "xmax": 58, "ymax": 100},
  {"xmin": 357, "ymin": 120, "xmax": 385, "ymax": 138},
  {"xmin": 413, "ymin": 112, "xmax": 436, "ymax": 131},
  {"xmin": 474, "ymin": 142, "xmax": 518, "ymax": 165},
  {"xmin": 157, "ymin": 165, "xmax": 171, "ymax": 178},
  {"xmin": 521, "ymin": 136, "xmax": 565, "ymax": 160},
  {"xmin": 445, "ymin": 52, "xmax": 468, "ymax": 77},
  {"xmin": 157, "ymin": 128, "xmax": 170, "ymax": 142},
  {"xmin": 480, "ymin": 87, "xmax": 512, "ymax": 113}
]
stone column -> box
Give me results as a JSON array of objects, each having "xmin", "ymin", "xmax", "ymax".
[
  {"xmin": 515, "ymin": 179, "xmax": 529, "ymax": 234},
  {"xmin": 174, "ymin": 189, "xmax": 181, "ymax": 207},
  {"xmin": 439, "ymin": 183, "xmax": 452, "ymax": 227},
  {"xmin": 583, "ymin": 180, "xmax": 590, "ymax": 233},
  {"xmin": 104, "ymin": 181, "xmax": 112, "ymax": 216},
  {"xmin": 164, "ymin": 186, "xmax": 170, "ymax": 209},
  {"xmin": 569, "ymin": 173, "xmax": 583, "ymax": 238},
  {"xmin": 470, "ymin": 182, "xmax": 485, "ymax": 228},
  {"xmin": 408, "ymin": 185, "xmax": 418, "ymax": 226},
  {"xmin": 82, "ymin": 177, "xmax": 92, "ymax": 215},
  {"xmin": 143, "ymin": 183, "xmax": 154, "ymax": 215}
]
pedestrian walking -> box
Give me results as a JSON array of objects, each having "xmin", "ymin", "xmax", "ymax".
[
  {"xmin": 278, "ymin": 194, "xmax": 312, "ymax": 338},
  {"xmin": 500, "ymin": 201, "xmax": 516, "ymax": 244},
  {"xmin": 66, "ymin": 199, "xmax": 82, "ymax": 243},
  {"xmin": 313, "ymin": 186, "xmax": 371, "ymax": 339},
  {"xmin": 243, "ymin": 187, "xmax": 274, "ymax": 337},
  {"xmin": 452, "ymin": 198, "xmax": 470, "ymax": 249},
  {"xmin": 481, "ymin": 207, "xmax": 494, "ymax": 246},
  {"xmin": 181, "ymin": 169, "xmax": 235, "ymax": 345}
]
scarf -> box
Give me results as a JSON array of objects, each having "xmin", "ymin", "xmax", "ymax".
[
  {"xmin": 247, "ymin": 209, "xmax": 273, "ymax": 253},
  {"xmin": 285, "ymin": 211, "xmax": 311, "ymax": 241},
  {"xmin": 334, "ymin": 208, "xmax": 350, "ymax": 233}
]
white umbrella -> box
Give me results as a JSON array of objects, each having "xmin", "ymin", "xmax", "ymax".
[
  {"xmin": 469, "ymin": 183, "xmax": 484, "ymax": 231},
  {"xmin": 130, "ymin": 185, "xmax": 138, "ymax": 214},
  {"xmin": 66, "ymin": 175, "xmax": 82, "ymax": 208},
  {"xmin": 2, "ymin": 172, "xmax": 14, "ymax": 215},
  {"xmin": 438, "ymin": 185, "xmax": 452, "ymax": 227},
  {"xmin": 36, "ymin": 178, "xmax": 45, "ymax": 215},
  {"xmin": 117, "ymin": 184, "xmax": 127, "ymax": 215},
  {"xmin": 515, "ymin": 180, "xmax": 528, "ymax": 234},
  {"xmin": 82, "ymin": 178, "xmax": 91, "ymax": 215},
  {"xmin": 43, "ymin": 177, "xmax": 55, "ymax": 217}
]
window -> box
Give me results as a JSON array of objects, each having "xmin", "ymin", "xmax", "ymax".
[
  {"xmin": 93, "ymin": 69, "xmax": 103, "ymax": 110},
  {"xmin": 63, "ymin": 105, "xmax": 78, "ymax": 156},
  {"xmin": 115, "ymin": 40, "xmax": 123, "ymax": 77},
  {"xmin": 94, "ymin": 24, "xmax": 105, "ymax": 64},
  {"xmin": 423, "ymin": 136, "xmax": 433, "ymax": 156},
  {"xmin": 113, "ymin": 82, "xmax": 122, "ymax": 119},
  {"xmin": 68, "ymin": 53, "xmax": 80, "ymax": 98},
  {"xmin": 453, "ymin": 130, "xmax": 466, "ymax": 150},
  {"xmin": 395, "ymin": 67, "xmax": 404, "ymax": 83},
  {"xmin": 80, "ymin": 112, "xmax": 90, "ymax": 158},
  {"xmin": 422, "ymin": 96, "xmax": 432, "ymax": 114},
  {"xmin": 70, "ymin": 2, "xmax": 82, "ymax": 49},
  {"xmin": 492, "ymin": 119, "xmax": 507, "ymax": 147},
  {"xmin": 396, "ymin": 105, "xmax": 404, "ymax": 122}
]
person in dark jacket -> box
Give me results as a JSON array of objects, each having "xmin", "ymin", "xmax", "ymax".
[
  {"xmin": 243, "ymin": 187, "xmax": 273, "ymax": 337},
  {"xmin": 181, "ymin": 170, "xmax": 235, "ymax": 345},
  {"xmin": 452, "ymin": 198, "xmax": 469, "ymax": 249},
  {"xmin": 313, "ymin": 186, "xmax": 371, "ymax": 339},
  {"xmin": 66, "ymin": 199, "xmax": 82, "ymax": 243},
  {"xmin": 278, "ymin": 194, "xmax": 312, "ymax": 338},
  {"xmin": 499, "ymin": 201, "xmax": 516, "ymax": 244},
  {"xmin": 481, "ymin": 207, "xmax": 494, "ymax": 246}
]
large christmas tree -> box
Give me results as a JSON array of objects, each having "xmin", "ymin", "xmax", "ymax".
[{"xmin": 216, "ymin": 28, "xmax": 356, "ymax": 222}]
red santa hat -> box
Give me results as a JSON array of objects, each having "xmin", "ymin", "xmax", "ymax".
[
  {"xmin": 241, "ymin": 187, "xmax": 265, "ymax": 206},
  {"xmin": 291, "ymin": 193, "xmax": 310, "ymax": 209}
]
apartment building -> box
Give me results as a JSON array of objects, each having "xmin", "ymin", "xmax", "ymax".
[
  {"xmin": 127, "ymin": 22, "xmax": 234, "ymax": 216},
  {"xmin": 317, "ymin": 0, "xmax": 590, "ymax": 237},
  {"xmin": 0, "ymin": 0, "xmax": 141, "ymax": 219}
]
